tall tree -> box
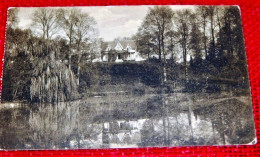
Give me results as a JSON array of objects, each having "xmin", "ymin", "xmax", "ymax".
[
  {"xmin": 141, "ymin": 6, "xmax": 174, "ymax": 61},
  {"xmin": 135, "ymin": 26, "xmax": 157, "ymax": 59},
  {"xmin": 189, "ymin": 17, "xmax": 203, "ymax": 61},
  {"xmin": 197, "ymin": 6, "xmax": 209, "ymax": 58},
  {"xmin": 215, "ymin": 7, "xmax": 225, "ymax": 57},
  {"xmin": 175, "ymin": 9, "xmax": 192, "ymax": 81},
  {"xmin": 56, "ymin": 8, "xmax": 97, "ymax": 73},
  {"xmin": 166, "ymin": 30, "xmax": 177, "ymax": 61},
  {"xmin": 221, "ymin": 6, "xmax": 245, "ymax": 60},
  {"xmin": 74, "ymin": 13, "xmax": 97, "ymax": 52},
  {"xmin": 207, "ymin": 6, "xmax": 217, "ymax": 57},
  {"xmin": 74, "ymin": 13, "xmax": 97, "ymax": 85},
  {"xmin": 140, "ymin": 6, "xmax": 174, "ymax": 83},
  {"xmin": 56, "ymin": 8, "xmax": 79, "ymax": 70},
  {"xmin": 32, "ymin": 8, "xmax": 58, "ymax": 40}
]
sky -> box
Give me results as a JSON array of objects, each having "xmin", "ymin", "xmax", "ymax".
[{"xmin": 16, "ymin": 6, "xmax": 194, "ymax": 41}]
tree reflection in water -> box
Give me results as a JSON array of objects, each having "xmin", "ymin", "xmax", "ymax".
[{"xmin": 0, "ymin": 93, "xmax": 255, "ymax": 149}]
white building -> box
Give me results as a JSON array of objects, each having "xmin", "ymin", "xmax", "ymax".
[{"xmin": 101, "ymin": 40, "xmax": 145, "ymax": 62}]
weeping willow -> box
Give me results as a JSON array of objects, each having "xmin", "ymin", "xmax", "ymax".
[{"xmin": 30, "ymin": 43, "xmax": 78, "ymax": 103}]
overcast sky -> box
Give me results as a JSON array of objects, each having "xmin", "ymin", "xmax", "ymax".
[{"xmin": 16, "ymin": 6, "xmax": 194, "ymax": 41}]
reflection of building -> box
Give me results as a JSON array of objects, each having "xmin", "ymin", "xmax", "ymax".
[
  {"xmin": 101, "ymin": 40, "xmax": 144, "ymax": 62},
  {"xmin": 101, "ymin": 120, "xmax": 142, "ymax": 145}
]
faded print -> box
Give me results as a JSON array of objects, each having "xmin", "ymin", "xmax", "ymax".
[{"xmin": 0, "ymin": 6, "xmax": 256, "ymax": 149}]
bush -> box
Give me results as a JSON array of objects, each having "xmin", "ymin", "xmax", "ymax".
[
  {"xmin": 183, "ymin": 80, "xmax": 205, "ymax": 93},
  {"xmin": 81, "ymin": 62, "xmax": 162, "ymax": 88}
]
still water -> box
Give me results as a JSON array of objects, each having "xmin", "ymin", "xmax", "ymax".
[{"xmin": 0, "ymin": 93, "xmax": 255, "ymax": 149}]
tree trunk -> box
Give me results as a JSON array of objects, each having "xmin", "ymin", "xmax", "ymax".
[
  {"xmin": 203, "ymin": 17, "xmax": 207, "ymax": 57},
  {"xmin": 158, "ymin": 33, "xmax": 161, "ymax": 61},
  {"xmin": 68, "ymin": 24, "xmax": 73, "ymax": 70},
  {"xmin": 161, "ymin": 30, "xmax": 167, "ymax": 83},
  {"xmin": 210, "ymin": 13, "xmax": 215, "ymax": 53},
  {"xmin": 216, "ymin": 9, "xmax": 223, "ymax": 54},
  {"xmin": 77, "ymin": 54, "xmax": 81, "ymax": 86}
]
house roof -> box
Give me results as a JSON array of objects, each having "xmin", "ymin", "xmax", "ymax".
[
  {"xmin": 104, "ymin": 40, "xmax": 136, "ymax": 51},
  {"xmin": 120, "ymin": 40, "xmax": 136, "ymax": 50},
  {"xmin": 107, "ymin": 41, "xmax": 118, "ymax": 50}
]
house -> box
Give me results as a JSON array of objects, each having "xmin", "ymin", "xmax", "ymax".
[{"xmin": 101, "ymin": 40, "xmax": 145, "ymax": 62}]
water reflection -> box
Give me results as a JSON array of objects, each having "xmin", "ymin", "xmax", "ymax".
[{"xmin": 0, "ymin": 93, "xmax": 255, "ymax": 149}]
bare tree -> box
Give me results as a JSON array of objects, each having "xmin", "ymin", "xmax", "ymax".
[
  {"xmin": 57, "ymin": 8, "xmax": 98, "ymax": 86},
  {"xmin": 56, "ymin": 8, "xmax": 97, "ymax": 71},
  {"xmin": 32, "ymin": 8, "xmax": 58, "ymax": 40},
  {"xmin": 56, "ymin": 8, "xmax": 78, "ymax": 70},
  {"xmin": 74, "ymin": 13, "xmax": 97, "ymax": 85},
  {"xmin": 74, "ymin": 13, "xmax": 96, "ymax": 52}
]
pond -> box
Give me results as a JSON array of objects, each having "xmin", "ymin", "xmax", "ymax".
[{"xmin": 0, "ymin": 93, "xmax": 255, "ymax": 149}]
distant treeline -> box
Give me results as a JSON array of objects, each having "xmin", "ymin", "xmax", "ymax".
[{"xmin": 135, "ymin": 6, "xmax": 247, "ymax": 83}]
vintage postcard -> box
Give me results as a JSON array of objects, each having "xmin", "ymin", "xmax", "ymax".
[{"xmin": 0, "ymin": 6, "xmax": 256, "ymax": 149}]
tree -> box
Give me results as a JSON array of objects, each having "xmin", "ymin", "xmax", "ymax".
[
  {"xmin": 189, "ymin": 19, "xmax": 203, "ymax": 61},
  {"xmin": 74, "ymin": 13, "xmax": 97, "ymax": 52},
  {"xmin": 215, "ymin": 7, "xmax": 225, "ymax": 58},
  {"xmin": 189, "ymin": 18, "xmax": 203, "ymax": 74},
  {"xmin": 166, "ymin": 30, "xmax": 177, "ymax": 61},
  {"xmin": 139, "ymin": 6, "xmax": 174, "ymax": 83},
  {"xmin": 207, "ymin": 6, "xmax": 217, "ymax": 58},
  {"xmin": 175, "ymin": 9, "xmax": 192, "ymax": 81},
  {"xmin": 220, "ymin": 6, "xmax": 245, "ymax": 60},
  {"xmin": 56, "ymin": 8, "xmax": 79, "ymax": 70},
  {"xmin": 215, "ymin": 6, "xmax": 247, "ymax": 80},
  {"xmin": 141, "ymin": 6, "xmax": 174, "ymax": 61},
  {"xmin": 7, "ymin": 8, "xmax": 19, "ymax": 28},
  {"xmin": 197, "ymin": 6, "xmax": 209, "ymax": 58},
  {"xmin": 135, "ymin": 27, "xmax": 156, "ymax": 59},
  {"xmin": 32, "ymin": 8, "xmax": 58, "ymax": 40},
  {"xmin": 30, "ymin": 42, "xmax": 78, "ymax": 103},
  {"xmin": 2, "ymin": 28, "xmax": 33, "ymax": 102},
  {"xmin": 75, "ymin": 14, "xmax": 97, "ymax": 85},
  {"xmin": 56, "ymin": 8, "xmax": 97, "ymax": 75}
]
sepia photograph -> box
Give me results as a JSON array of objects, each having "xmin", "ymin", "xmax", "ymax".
[{"xmin": 0, "ymin": 5, "xmax": 256, "ymax": 149}]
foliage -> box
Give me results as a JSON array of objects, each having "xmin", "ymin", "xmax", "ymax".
[
  {"xmin": 2, "ymin": 27, "xmax": 79, "ymax": 103},
  {"xmin": 30, "ymin": 54, "xmax": 78, "ymax": 103},
  {"xmin": 7, "ymin": 8, "xmax": 19, "ymax": 28},
  {"xmin": 2, "ymin": 6, "xmax": 250, "ymax": 103},
  {"xmin": 32, "ymin": 8, "xmax": 58, "ymax": 40},
  {"xmin": 137, "ymin": 6, "xmax": 174, "ymax": 61}
]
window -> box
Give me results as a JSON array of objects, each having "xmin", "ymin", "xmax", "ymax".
[{"xmin": 118, "ymin": 54, "xmax": 122, "ymax": 59}]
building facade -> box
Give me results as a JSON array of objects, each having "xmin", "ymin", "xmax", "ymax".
[{"xmin": 101, "ymin": 40, "xmax": 144, "ymax": 62}]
